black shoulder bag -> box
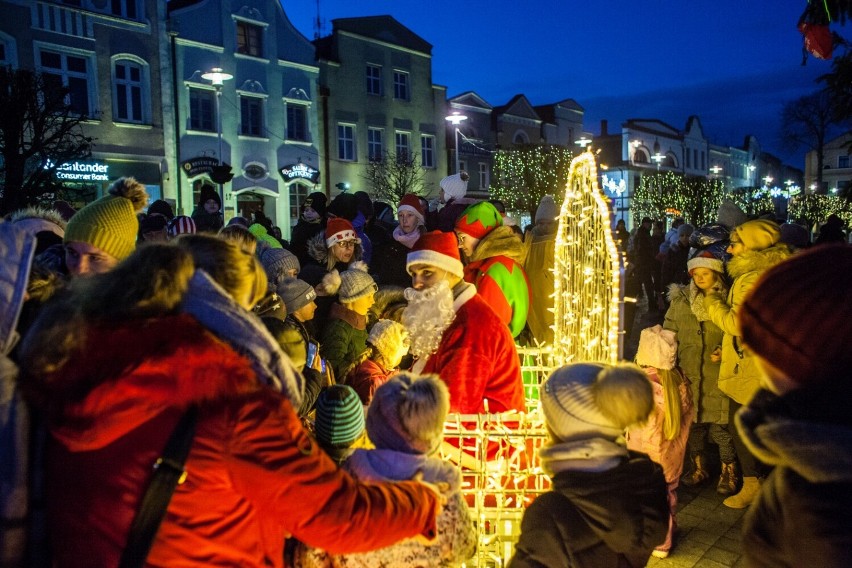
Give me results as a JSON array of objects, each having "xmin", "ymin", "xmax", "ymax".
[{"xmin": 118, "ymin": 406, "xmax": 198, "ymax": 568}]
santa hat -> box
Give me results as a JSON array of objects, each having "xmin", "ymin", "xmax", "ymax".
[
  {"xmin": 635, "ymin": 325, "xmax": 678, "ymax": 370},
  {"xmin": 440, "ymin": 172, "xmax": 469, "ymax": 200},
  {"xmin": 687, "ymin": 250, "xmax": 724, "ymax": 275},
  {"xmin": 325, "ymin": 217, "xmax": 360, "ymax": 248},
  {"xmin": 406, "ymin": 231, "xmax": 464, "ymax": 279},
  {"xmin": 397, "ymin": 193, "xmax": 425, "ymax": 225},
  {"xmin": 454, "ymin": 201, "xmax": 503, "ymax": 240}
]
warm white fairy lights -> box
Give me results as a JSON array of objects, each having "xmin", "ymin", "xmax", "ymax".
[{"xmin": 552, "ymin": 150, "xmax": 621, "ymax": 365}]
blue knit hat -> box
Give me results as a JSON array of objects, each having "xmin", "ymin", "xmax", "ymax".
[{"xmin": 314, "ymin": 385, "xmax": 365, "ymax": 448}]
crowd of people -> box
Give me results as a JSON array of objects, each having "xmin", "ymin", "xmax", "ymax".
[{"xmin": 1, "ymin": 173, "xmax": 850, "ymax": 567}]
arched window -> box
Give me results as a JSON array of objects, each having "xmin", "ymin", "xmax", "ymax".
[
  {"xmin": 513, "ymin": 130, "xmax": 529, "ymax": 145},
  {"xmin": 112, "ymin": 56, "xmax": 148, "ymax": 123}
]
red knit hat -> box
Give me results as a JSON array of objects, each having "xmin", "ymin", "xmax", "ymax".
[
  {"xmin": 454, "ymin": 201, "xmax": 503, "ymax": 240},
  {"xmin": 406, "ymin": 231, "xmax": 464, "ymax": 278},
  {"xmin": 739, "ymin": 244, "xmax": 852, "ymax": 385},
  {"xmin": 325, "ymin": 217, "xmax": 360, "ymax": 247},
  {"xmin": 397, "ymin": 194, "xmax": 425, "ymax": 225},
  {"xmin": 687, "ymin": 250, "xmax": 724, "ymax": 275}
]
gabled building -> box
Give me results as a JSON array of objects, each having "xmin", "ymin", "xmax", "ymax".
[
  {"xmin": 1, "ymin": 0, "xmax": 170, "ymax": 203},
  {"xmin": 167, "ymin": 0, "xmax": 320, "ymax": 232},
  {"xmin": 314, "ymin": 15, "xmax": 448, "ymax": 203},
  {"xmin": 447, "ymin": 91, "xmax": 493, "ymax": 197}
]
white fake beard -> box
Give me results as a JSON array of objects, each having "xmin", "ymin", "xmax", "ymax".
[{"xmin": 402, "ymin": 280, "xmax": 456, "ymax": 360}]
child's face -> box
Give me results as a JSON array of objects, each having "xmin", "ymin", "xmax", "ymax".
[
  {"xmin": 293, "ymin": 301, "xmax": 317, "ymax": 322},
  {"xmin": 203, "ymin": 198, "xmax": 220, "ymax": 214}
]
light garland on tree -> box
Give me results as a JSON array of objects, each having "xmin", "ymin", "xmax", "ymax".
[
  {"xmin": 552, "ymin": 151, "xmax": 621, "ymax": 364},
  {"xmin": 491, "ymin": 145, "xmax": 574, "ymax": 218},
  {"xmin": 789, "ymin": 194, "xmax": 852, "ymax": 227},
  {"xmin": 631, "ymin": 172, "xmax": 725, "ymax": 226}
]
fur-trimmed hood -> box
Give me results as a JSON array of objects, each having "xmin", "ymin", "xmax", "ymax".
[
  {"xmin": 469, "ymin": 225, "xmax": 526, "ymax": 264},
  {"xmin": 727, "ymin": 243, "xmax": 792, "ymax": 280},
  {"xmin": 9, "ymin": 207, "xmax": 67, "ymax": 239},
  {"xmin": 30, "ymin": 314, "xmax": 262, "ymax": 451}
]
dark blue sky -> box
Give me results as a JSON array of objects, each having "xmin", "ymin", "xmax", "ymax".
[{"xmin": 286, "ymin": 1, "xmax": 844, "ymax": 169}]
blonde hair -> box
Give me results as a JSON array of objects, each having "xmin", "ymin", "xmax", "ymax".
[
  {"xmin": 177, "ymin": 234, "xmax": 267, "ymax": 308},
  {"xmin": 656, "ymin": 368, "xmax": 685, "ymax": 440},
  {"xmin": 218, "ymin": 225, "xmax": 258, "ymax": 255},
  {"xmin": 394, "ymin": 372, "xmax": 449, "ymax": 451}
]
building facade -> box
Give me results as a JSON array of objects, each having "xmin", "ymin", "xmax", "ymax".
[
  {"xmin": 314, "ymin": 16, "xmax": 448, "ymax": 205},
  {"xmin": 805, "ymin": 131, "xmax": 852, "ymax": 194},
  {"xmin": 1, "ymin": 0, "xmax": 170, "ymax": 204},
  {"xmin": 167, "ymin": 0, "xmax": 320, "ymax": 232}
]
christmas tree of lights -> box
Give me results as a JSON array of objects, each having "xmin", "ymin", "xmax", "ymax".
[{"xmin": 552, "ymin": 151, "xmax": 621, "ymax": 365}]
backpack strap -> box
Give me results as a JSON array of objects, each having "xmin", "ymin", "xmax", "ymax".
[{"xmin": 119, "ymin": 406, "xmax": 198, "ymax": 568}]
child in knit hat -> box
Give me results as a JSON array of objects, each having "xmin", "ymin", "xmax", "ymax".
[
  {"xmin": 426, "ymin": 171, "xmax": 476, "ymax": 232},
  {"xmin": 64, "ymin": 177, "xmax": 148, "ymax": 276},
  {"xmin": 510, "ymin": 362, "xmax": 669, "ymax": 568},
  {"xmin": 627, "ymin": 325, "xmax": 695, "ymax": 558},
  {"xmin": 319, "ymin": 266, "xmax": 377, "ymax": 379},
  {"xmin": 191, "ymin": 185, "xmax": 224, "ymax": 233},
  {"xmin": 454, "ymin": 200, "xmax": 530, "ymax": 338},
  {"xmin": 297, "ymin": 373, "xmax": 476, "ymax": 568},
  {"xmin": 312, "ymin": 384, "xmax": 367, "ymax": 465},
  {"xmin": 166, "ymin": 215, "xmax": 196, "ymax": 239},
  {"xmin": 343, "ymin": 319, "xmax": 410, "ymax": 405}
]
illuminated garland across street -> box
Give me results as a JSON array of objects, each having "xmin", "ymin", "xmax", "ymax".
[{"xmin": 552, "ymin": 151, "xmax": 621, "ymax": 365}]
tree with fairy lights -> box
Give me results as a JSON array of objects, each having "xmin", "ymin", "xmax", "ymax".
[
  {"xmin": 491, "ymin": 145, "xmax": 574, "ymax": 220},
  {"xmin": 789, "ymin": 194, "xmax": 852, "ymax": 228},
  {"xmin": 729, "ymin": 187, "xmax": 776, "ymax": 218},
  {"xmin": 631, "ymin": 172, "xmax": 726, "ymax": 226}
]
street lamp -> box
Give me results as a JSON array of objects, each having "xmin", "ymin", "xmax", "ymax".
[
  {"xmin": 652, "ymin": 152, "xmax": 665, "ymax": 171},
  {"xmin": 763, "ymin": 175, "xmax": 773, "ymax": 187},
  {"xmin": 710, "ymin": 165, "xmax": 722, "ymax": 177},
  {"xmin": 748, "ymin": 164, "xmax": 756, "ymax": 186},
  {"xmin": 445, "ymin": 112, "xmax": 468, "ymax": 174},
  {"xmin": 201, "ymin": 67, "xmax": 233, "ymax": 209}
]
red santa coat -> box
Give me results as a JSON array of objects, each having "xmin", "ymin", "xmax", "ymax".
[
  {"xmin": 417, "ymin": 284, "xmax": 524, "ymax": 414},
  {"xmin": 37, "ymin": 315, "xmax": 438, "ymax": 568}
]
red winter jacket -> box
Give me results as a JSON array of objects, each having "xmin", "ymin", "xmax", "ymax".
[
  {"xmin": 344, "ymin": 358, "xmax": 394, "ymax": 405},
  {"xmin": 37, "ymin": 315, "xmax": 438, "ymax": 567}
]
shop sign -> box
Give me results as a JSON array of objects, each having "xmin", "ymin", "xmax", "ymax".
[
  {"xmin": 51, "ymin": 160, "xmax": 110, "ymax": 182},
  {"xmin": 279, "ymin": 162, "xmax": 319, "ymax": 184},
  {"xmin": 181, "ymin": 157, "xmax": 219, "ymax": 177}
]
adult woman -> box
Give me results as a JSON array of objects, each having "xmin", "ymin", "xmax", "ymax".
[
  {"xmin": 371, "ymin": 193, "xmax": 427, "ymax": 288},
  {"xmin": 665, "ymin": 251, "xmax": 737, "ymax": 494},
  {"xmin": 20, "ymin": 243, "xmax": 440, "ymax": 567}
]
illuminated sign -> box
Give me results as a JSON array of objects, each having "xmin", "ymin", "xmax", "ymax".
[
  {"xmin": 279, "ymin": 162, "xmax": 320, "ymax": 183},
  {"xmin": 182, "ymin": 157, "xmax": 219, "ymax": 177},
  {"xmin": 50, "ymin": 160, "xmax": 110, "ymax": 182}
]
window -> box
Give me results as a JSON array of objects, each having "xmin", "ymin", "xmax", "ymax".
[
  {"xmin": 240, "ymin": 96, "xmax": 264, "ymax": 137},
  {"xmin": 236, "ymin": 22, "xmax": 263, "ymax": 57},
  {"xmin": 289, "ymin": 182, "xmax": 310, "ymax": 227},
  {"xmin": 840, "ymin": 155, "xmax": 850, "ymax": 168},
  {"xmin": 420, "ymin": 135, "xmax": 434, "ymax": 168},
  {"xmin": 113, "ymin": 59, "xmax": 144, "ymax": 123},
  {"xmin": 693, "ymin": 149, "xmax": 698, "ymax": 169},
  {"xmin": 395, "ymin": 131, "xmax": 410, "ymax": 162},
  {"xmin": 685, "ymin": 149, "xmax": 691, "ymax": 168},
  {"xmin": 366, "ymin": 64, "xmax": 382, "ymax": 96},
  {"xmin": 393, "ymin": 70, "xmax": 409, "ymax": 100},
  {"xmin": 39, "ymin": 49, "xmax": 92, "ymax": 116},
  {"xmin": 338, "ymin": 124, "xmax": 355, "ymax": 161},
  {"xmin": 110, "ymin": 0, "xmax": 138, "ymax": 19},
  {"xmin": 286, "ymin": 104, "xmax": 307, "ymax": 141},
  {"xmin": 368, "ymin": 128, "xmax": 383, "ymax": 161},
  {"xmin": 479, "ymin": 163, "xmax": 488, "ymax": 188},
  {"xmin": 189, "ymin": 88, "xmax": 215, "ymax": 131}
]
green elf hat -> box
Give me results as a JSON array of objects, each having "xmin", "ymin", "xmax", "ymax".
[{"xmin": 455, "ymin": 201, "xmax": 503, "ymax": 240}]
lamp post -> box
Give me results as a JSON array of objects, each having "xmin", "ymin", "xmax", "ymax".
[
  {"xmin": 652, "ymin": 152, "xmax": 665, "ymax": 171},
  {"xmin": 748, "ymin": 164, "xmax": 756, "ymax": 187},
  {"xmin": 201, "ymin": 67, "xmax": 233, "ymax": 209},
  {"xmin": 576, "ymin": 136, "xmax": 592, "ymax": 150},
  {"xmin": 445, "ymin": 112, "xmax": 468, "ymax": 174}
]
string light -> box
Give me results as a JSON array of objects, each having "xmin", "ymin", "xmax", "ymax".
[
  {"xmin": 631, "ymin": 171, "xmax": 726, "ymax": 226},
  {"xmin": 788, "ymin": 194, "xmax": 852, "ymax": 227},
  {"xmin": 491, "ymin": 145, "xmax": 575, "ymax": 218},
  {"xmin": 552, "ymin": 150, "xmax": 621, "ymax": 364}
]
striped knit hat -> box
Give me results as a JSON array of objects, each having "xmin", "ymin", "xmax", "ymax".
[
  {"xmin": 314, "ymin": 385, "xmax": 365, "ymax": 447},
  {"xmin": 455, "ymin": 201, "xmax": 503, "ymax": 240},
  {"xmin": 64, "ymin": 177, "xmax": 148, "ymax": 261},
  {"xmin": 167, "ymin": 215, "xmax": 196, "ymax": 238}
]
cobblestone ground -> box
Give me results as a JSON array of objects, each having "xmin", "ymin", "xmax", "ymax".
[{"xmin": 627, "ymin": 295, "xmax": 748, "ymax": 568}]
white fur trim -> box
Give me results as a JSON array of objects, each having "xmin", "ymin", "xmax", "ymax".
[
  {"xmin": 687, "ymin": 256, "xmax": 723, "ymax": 274},
  {"xmin": 397, "ymin": 204, "xmax": 425, "ymax": 225},
  {"xmin": 321, "ymin": 269, "xmax": 342, "ymax": 295},
  {"xmin": 326, "ymin": 229, "xmax": 361, "ymax": 248},
  {"xmin": 406, "ymin": 249, "xmax": 464, "ymax": 278}
]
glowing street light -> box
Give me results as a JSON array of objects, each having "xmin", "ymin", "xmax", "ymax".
[
  {"xmin": 576, "ymin": 136, "xmax": 592, "ymax": 149},
  {"xmin": 748, "ymin": 164, "xmax": 756, "ymax": 186},
  {"xmin": 652, "ymin": 153, "xmax": 665, "ymax": 171},
  {"xmin": 710, "ymin": 165, "xmax": 722, "ymax": 176},
  {"xmin": 445, "ymin": 112, "xmax": 468, "ymax": 174},
  {"xmin": 763, "ymin": 175, "xmax": 773, "ymax": 187},
  {"xmin": 201, "ymin": 67, "xmax": 234, "ymax": 208}
]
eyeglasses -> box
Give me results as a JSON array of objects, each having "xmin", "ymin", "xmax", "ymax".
[{"xmin": 335, "ymin": 241, "xmax": 356, "ymax": 249}]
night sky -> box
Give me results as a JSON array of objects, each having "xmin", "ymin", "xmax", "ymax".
[{"xmin": 285, "ymin": 0, "xmax": 846, "ymax": 170}]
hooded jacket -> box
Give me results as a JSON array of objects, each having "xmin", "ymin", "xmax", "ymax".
[
  {"xmin": 523, "ymin": 221, "xmax": 557, "ymax": 345},
  {"xmin": 464, "ymin": 225, "xmax": 531, "ymax": 338},
  {"xmin": 28, "ymin": 314, "xmax": 438, "ymax": 567},
  {"xmin": 704, "ymin": 243, "xmax": 791, "ymax": 404},
  {"xmin": 509, "ymin": 451, "xmax": 668, "ymax": 568},
  {"xmin": 665, "ymin": 282, "xmax": 728, "ymax": 424},
  {"xmin": 739, "ymin": 387, "xmax": 852, "ymax": 567}
]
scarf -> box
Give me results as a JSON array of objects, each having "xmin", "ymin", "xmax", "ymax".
[
  {"xmin": 181, "ymin": 270, "xmax": 303, "ymax": 408},
  {"xmin": 538, "ymin": 437, "xmax": 629, "ymax": 475},
  {"xmin": 687, "ymin": 280, "xmax": 726, "ymax": 322},
  {"xmin": 392, "ymin": 225, "xmax": 421, "ymax": 249}
]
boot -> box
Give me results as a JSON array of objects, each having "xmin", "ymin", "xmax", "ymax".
[
  {"xmin": 717, "ymin": 462, "xmax": 738, "ymax": 496},
  {"xmin": 723, "ymin": 476, "xmax": 760, "ymax": 509},
  {"xmin": 681, "ymin": 454, "xmax": 710, "ymax": 487}
]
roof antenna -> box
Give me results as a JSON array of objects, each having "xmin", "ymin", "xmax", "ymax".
[{"xmin": 313, "ymin": 0, "xmax": 325, "ymax": 39}]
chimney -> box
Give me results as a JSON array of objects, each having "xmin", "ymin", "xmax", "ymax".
[{"xmin": 600, "ymin": 119, "xmax": 608, "ymax": 136}]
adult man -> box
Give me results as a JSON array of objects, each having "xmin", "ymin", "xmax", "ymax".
[
  {"xmin": 403, "ymin": 231, "xmax": 524, "ymax": 414},
  {"xmin": 64, "ymin": 177, "xmax": 148, "ymax": 276}
]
